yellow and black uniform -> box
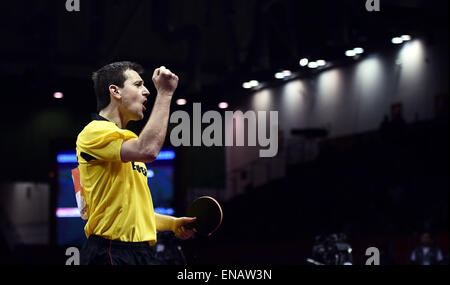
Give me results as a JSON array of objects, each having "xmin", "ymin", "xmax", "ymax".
[{"xmin": 76, "ymin": 114, "xmax": 159, "ymax": 265}]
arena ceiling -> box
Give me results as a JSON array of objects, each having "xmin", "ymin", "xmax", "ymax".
[{"xmin": 1, "ymin": 0, "xmax": 448, "ymax": 111}]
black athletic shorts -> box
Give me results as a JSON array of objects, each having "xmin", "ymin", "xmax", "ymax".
[{"xmin": 80, "ymin": 235, "xmax": 161, "ymax": 265}]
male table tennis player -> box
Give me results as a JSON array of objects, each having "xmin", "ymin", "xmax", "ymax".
[{"xmin": 76, "ymin": 61, "xmax": 195, "ymax": 265}]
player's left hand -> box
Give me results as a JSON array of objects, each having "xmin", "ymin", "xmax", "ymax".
[{"xmin": 172, "ymin": 217, "xmax": 196, "ymax": 240}]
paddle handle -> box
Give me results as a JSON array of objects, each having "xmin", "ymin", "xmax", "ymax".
[{"xmin": 184, "ymin": 220, "xmax": 197, "ymax": 230}]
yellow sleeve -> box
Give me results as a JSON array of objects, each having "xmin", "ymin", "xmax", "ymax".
[{"xmin": 76, "ymin": 121, "xmax": 138, "ymax": 162}]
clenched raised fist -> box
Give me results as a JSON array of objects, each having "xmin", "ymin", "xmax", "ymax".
[{"xmin": 152, "ymin": 66, "xmax": 179, "ymax": 95}]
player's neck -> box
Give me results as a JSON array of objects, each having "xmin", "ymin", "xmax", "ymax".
[{"xmin": 99, "ymin": 107, "xmax": 129, "ymax": 129}]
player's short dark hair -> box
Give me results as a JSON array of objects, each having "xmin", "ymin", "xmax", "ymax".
[{"xmin": 92, "ymin": 61, "xmax": 144, "ymax": 112}]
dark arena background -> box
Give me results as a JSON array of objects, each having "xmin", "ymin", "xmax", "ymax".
[{"xmin": 0, "ymin": 0, "xmax": 448, "ymax": 268}]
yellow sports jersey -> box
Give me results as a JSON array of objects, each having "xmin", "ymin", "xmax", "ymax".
[{"xmin": 76, "ymin": 114, "xmax": 156, "ymax": 245}]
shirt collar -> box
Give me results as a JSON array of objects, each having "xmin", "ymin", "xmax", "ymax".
[{"xmin": 91, "ymin": 113, "xmax": 110, "ymax": 122}]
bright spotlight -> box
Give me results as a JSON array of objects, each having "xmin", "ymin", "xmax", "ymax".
[
  {"xmin": 53, "ymin": 92, "xmax": 64, "ymax": 99},
  {"xmin": 275, "ymin": 72, "xmax": 284, "ymax": 79},
  {"xmin": 249, "ymin": 80, "xmax": 259, "ymax": 87},
  {"xmin": 353, "ymin": 47, "xmax": 364, "ymax": 54},
  {"xmin": 176, "ymin": 98, "xmax": 187, "ymax": 105},
  {"xmin": 345, "ymin": 50, "xmax": 356, "ymax": 57},
  {"xmin": 316, "ymin": 60, "xmax": 326, "ymax": 67},
  {"xmin": 299, "ymin": 58, "xmax": 309, "ymax": 67},
  {"xmin": 392, "ymin": 37, "xmax": 403, "ymax": 44},
  {"xmin": 242, "ymin": 82, "xmax": 252, "ymax": 89},
  {"xmin": 218, "ymin": 102, "xmax": 229, "ymax": 109},
  {"xmin": 308, "ymin": 62, "xmax": 318, "ymax": 69},
  {"xmin": 283, "ymin": 70, "xmax": 292, "ymax": 76},
  {"xmin": 401, "ymin": 35, "xmax": 411, "ymax": 41}
]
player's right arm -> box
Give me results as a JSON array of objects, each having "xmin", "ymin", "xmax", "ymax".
[{"xmin": 120, "ymin": 66, "xmax": 179, "ymax": 163}]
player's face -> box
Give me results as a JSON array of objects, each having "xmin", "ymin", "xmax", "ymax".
[{"xmin": 119, "ymin": 69, "xmax": 150, "ymax": 121}]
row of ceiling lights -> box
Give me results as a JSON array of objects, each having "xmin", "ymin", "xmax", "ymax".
[
  {"xmin": 241, "ymin": 34, "xmax": 412, "ymax": 89},
  {"xmin": 53, "ymin": 35, "xmax": 412, "ymax": 110},
  {"xmin": 175, "ymin": 98, "xmax": 229, "ymax": 109},
  {"xmin": 52, "ymin": 91, "xmax": 230, "ymax": 109}
]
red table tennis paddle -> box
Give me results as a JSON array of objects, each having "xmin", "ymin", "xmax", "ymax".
[{"xmin": 185, "ymin": 196, "xmax": 223, "ymax": 237}]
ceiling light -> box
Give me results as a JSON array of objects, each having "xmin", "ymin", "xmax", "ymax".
[
  {"xmin": 275, "ymin": 72, "xmax": 284, "ymax": 79},
  {"xmin": 53, "ymin": 92, "xmax": 63, "ymax": 99},
  {"xmin": 308, "ymin": 62, "xmax": 318, "ymax": 69},
  {"xmin": 218, "ymin": 102, "xmax": 228, "ymax": 109},
  {"xmin": 242, "ymin": 82, "xmax": 252, "ymax": 89},
  {"xmin": 345, "ymin": 50, "xmax": 356, "ymax": 57},
  {"xmin": 243, "ymin": 80, "xmax": 259, "ymax": 89},
  {"xmin": 353, "ymin": 47, "xmax": 364, "ymax": 54},
  {"xmin": 299, "ymin": 58, "xmax": 309, "ymax": 67},
  {"xmin": 176, "ymin": 98, "xmax": 187, "ymax": 105},
  {"xmin": 392, "ymin": 37, "xmax": 403, "ymax": 44},
  {"xmin": 249, "ymin": 80, "xmax": 259, "ymax": 87},
  {"xmin": 401, "ymin": 35, "xmax": 411, "ymax": 41},
  {"xmin": 282, "ymin": 70, "xmax": 292, "ymax": 76},
  {"xmin": 316, "ymin": 60, "xmax": 326, "ymax": 67}
]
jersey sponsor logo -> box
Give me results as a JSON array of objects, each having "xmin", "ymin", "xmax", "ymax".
[{"xmin": 131, "ymin": 162, "xmax": 147, "ymax": 177}]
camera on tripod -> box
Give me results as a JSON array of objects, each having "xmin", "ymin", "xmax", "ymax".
[{"xmin": 308, "ymin": 233, "xmax": 353, "ymax": 265}]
